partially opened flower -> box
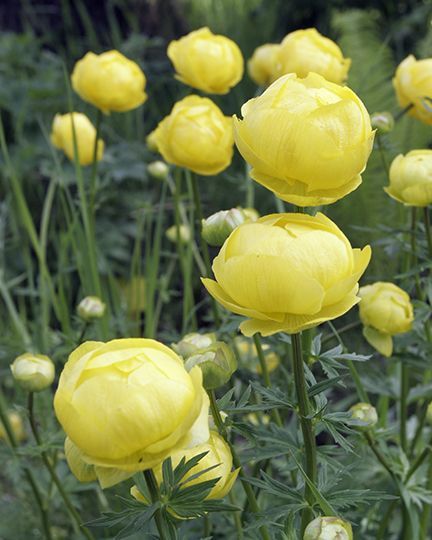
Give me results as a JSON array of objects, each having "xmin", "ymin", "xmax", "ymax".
[
  {"xmin": 202, "ymin": 213, "xmax": 371, "ymax": 336},
  {"xmin": 277, "ymin": 28, "xmax": 350, "ymax": 84},
  {"xmin": 385, "ymin": 150, "xmax": 432, "ymax": 207},
  {"xmin": 72, "ymin": 50, "xmax": 147, "ymax": 113},
  {"xmin": 234, "ymin": 73, "xmax": 374, "ymax": 207},
  {"xmin": 393, "ymin": 55, "xmax": 432, "ymax": 125},
  {"xmin": 54, "ymin": 339, "xmax": 209, "ymax": 488},
  {"xmin": 168, "ymin": 27, "xmax": 243, "ymax": 94},
  {"xmin": 359, "ymin": 282, "xmax": 413, "ymax": 357}
]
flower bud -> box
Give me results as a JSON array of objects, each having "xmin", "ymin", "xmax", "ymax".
[
  {"xmin": 349, "ymin": 402, "xmax": 378, "ymax": 430},
  {"xmin": 370, "ymin": 111, "xmax": 394, "ymax": 133},
  {"xmin": 185, "ymin": 342, "xmax": 237, "ymax": 389},
  {"xmin": 303, "ymin": 516, "xmax": 353, "ymax": 540},
  {"xmin": 247, "ymin": 43, "xmax": 281, "ymax": 87},
  {"xmin": 427, "ymin": 402, "xmax": 432, "ymax": 424},
  {"xmin": 0, "ymin": 411, "xmax": 26, "ymax": 444},
  {"xmin": 166, "ymin": 224, "xmax": 191, "ymax": 244},
  {"xmin": 10, "ymin": 353, "xmax": 55, "ymax": 392},
  {"xmin": 147, "ymin": 160, "xmax": 169, "ymax": 181},
  {"xmin": 173, "ymin": 332, "xmax": 217, "ymax": 359},
  {"xmin": 202, "ymin": 208, "xmax": 246, "ymax": 247},
  {"xmin": 77, "ymin": 296, "xmax": 106, "ymax": 321},
  {"xmin": 240, "ymin": 207, "xmax": 260, "ymax": 222},
  {"xmin": 385, "ymin": 150, "xmax": 432, "ymax": 207}
]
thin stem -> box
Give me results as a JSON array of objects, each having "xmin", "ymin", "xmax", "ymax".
[
  {"xmin": 229, "ymin": 491, "xmax": 244, "ymax": 540},
  {"xmin": 291, "ymin": 333, "xmax": 317, "ymax": 535},
  {"xmin": 376, "ymin": 134, "xmax": 389, "ymax": 177},
  {"xmin": 394, "ymin": 103, "xmax": 414, "ymax": 122},
  {"xmin": 89, "ymin": 108, "xmax": 102, "ymax": 211},
  {"xmin": 400, "ymin": 361, "xmax": 409, "ymax": 453},
  {"xmin": 410, "ymin": 207, "xmax": 422, "ymax": 299},
  {"xmin": 405, "ymin": 443, "xmax": 431, "ymax": 482},
  {"xmin": 144, "ymin": 469, "xmax": 168, "ymax": 540},
  {"xmin": 364, "ymin": 432, "xmax": 397, "ymax": 482},
  {"xmin": 423, "ymin": 207, "xmax": 432, "ymax": 259},
  {"xmin": 410, "ymin": 402, "xmax": 428, "ymax": 456},
  {"xmin": 208, "ymin": 390, "xmax": 271, "ymax": 540},
  {"xmin": 27, "ymin": 393, "xmax": 95, "ymax": 540},
  {"xmin": 377, "ymin": 500, "xmax": 398, "ymax": 540},
  {"xmin": 420, "ymin": 453, "xmax": 432, "ymax": 538},
  {"xmin": 321, "ymin": 321, "xmax": 361, "ymax": 344}
]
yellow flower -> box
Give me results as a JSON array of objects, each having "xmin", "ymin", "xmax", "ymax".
[
  {"xmin": 234, "ymin": 336, "xmax": 280, "ymax": 374},
  {"xmin": 233, "ymin": 73, "xmax": 374, "ymax": 207},
  {"xmin": 167, "ymin": 27, "xmax": 243, "ymax": 94},
  {"xmin": 277, "ymin": 28, "xmax": 350, "ymax": 84},
  {"xmin": 131, "ymin": 431, "xmax": 238, "ymax": 502},
  {"xmin": 54, "ymin": 339, "xmax": 210, "ymax": 488},
  {"xmin": 50, "ymin": 113, "xmax": 104, "ymax": 166},
  {"xmin": 247, "ymin": 43, "xmax": 280, "ymax": 87},
  {"xmin": 166, "ymin": 224, "xmax": 191, "ymax": 244},
  {"xmin": 385, "ymin": 150, "xmax": 432, "ymax": 207},
  {"xmin": 349, "ymin": 402, "xmax": 378, "ymax": 430},
  {"xmin": 393, "ymin": 55, "xmax": 432, "ymax": 125},
  {"xmin": 10, "ymin": 353, "xmax": 55, "ymax": 392},
  {"xmin": 359, "ymin": 282, "xmax": 413, "ymax": 357},
  {"xmin": 154, "ymin": 96, "xmax": 234, "ymax": 175},
  {"xmin": 202, "ymin": 213, "xmax": 371, "ymax": 336},
  {"xmin": 0, "ymin": 411, "xmax": 26, "ymax": 444},
  {"xmin": 71, "ymin": 50, "xmax": 147, "ymax": 113}
]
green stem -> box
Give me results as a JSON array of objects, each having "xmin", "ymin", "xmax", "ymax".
[
  {"xmin": 0, "ymin": 390, "xmax": 52, "ymax": 540},
  {"xmin": 400, "ymin": 361, "xmax": 409, "ymax": 453},
  {"xmin": 143, "ymin": 469, "xmax": 168, "ymax": 540},
  {"xmin": 405, "ymin": 442, "xmax": 431, "ymax": 482},
  {"xmin": 364, "ymin": 432, "xmax": 397, "ymax": 482},
  {"xmin": 229, "ymin": 491, "xmax": 244, "ymax": 539},
  {"xmin": 89, "ymin": 109, "xmax": 102, "ymax": 211},
  {"xmin": 420, "ymin": 453, "xmax": 432, "ymax": 538},
  {"xmin": 291, "ymin": 333, "xmax": 317, "ymax": 535},
  {"xmin": 376, "ymin": 134, "xmax": 389, "ymax": 177},
  {"xmin": 253, "ymin": 333, "xmax": 283, "ymax": 427},
  {"xmin": 410, "ymin": 207, "xmax": 422, "ymax": 299},
  {"xmin": 27, "ymin": 393, "xmax": 95, "ymax": 540},
  {"xmin": 410, "ymin": 402, "xmax": 428, "ymax": 456},
  {"xmin": 423, "ymin": 207, "xmax": 432, "ymax": 259},
  {"xmin": 377, "ymin": 500, "xmax": 397, "ymax": 540},
  {"xmin": 321, "ymin": 321, "xmax": 361, "ymax": 344},
  {"xmin": 394, "ymin": 103, "xmax": 414, "ymax": 122},
  {"xmin": 208, "ymin": 390, "xmax": 271, "ymax": 540}
]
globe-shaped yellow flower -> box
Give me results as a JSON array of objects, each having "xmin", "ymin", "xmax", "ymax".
[
  {"xmin": 54, "ymin": 339, "xmax": 210, "ymax": 488},
  {"xmin": 247, "ymin": 43, "xmax": 280, "ymax": 87},
  {"xmin": 131, "ymin": 431, "xmax": 238, "ymax": 503},
  {"xmin": 202, "ymin": 213, "xmax": 371, "ymax": 336},
  {"xmin": 385, "ymin": 150, "xmax": 432, "ymax": 207},
  {"xmin": 359, "ymin": 282, "xmax": 413, "ymax": 357},
  {"xmin": 393, "ymin": 55, "xmax": 432, "ymax": 125},
  {"xmin": 10, "ymin": 353, "xmax": 55, "ymax": 392},
  {"xmin": 51, "ymin": 113, "xmax": 104, "ymax": 166},
  {"xmin": 0, "ymin": 411, "xmax": 26, "ymax": 444},
  {"xmin": 277, "ymin": 28, "xmax": 351, "ymax": 84},
  {"xmin": 154, "ymin": 96, "xmax": 234, "ymax": 175},
  {"xmin": 71, "ymin": 50, "xmax": 147, "ymax": 113},
  {"xmin": 233, "ymin": 73, "xmax": 374, "ymax": 207},
  {"xmin": 167, "ymin": 27, "xmax": 243, "ymax": 94}
]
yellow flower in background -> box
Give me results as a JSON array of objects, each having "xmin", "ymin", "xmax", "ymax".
[
  {"xmin": 54, "ymin": 339, "xmax": 209, "ymax": 488},
  {"xmin": 385, "ymin": 150, "xmax": 432, "ymax": 207},
  {"xmin": 167, "ymin": 27, "xmax": 243, "ymax": 94},
  {"xmin": 202, "ymin": 213, "xmax": 371, "ymax": 336},
  {"xmin": 166, "ymin": 224, "xmax": 191, "ymax": 244},
  {"xmin": 120, "ymin": 276, "xmax": 146, "ymax": 315},
  {"xmin": 247, "ymin": 43, "xmax": 281, "ymax": 87},
  {"xmin": 154, "ymin": 96, "xmax": 234, "ymax": 175},
  {"xmin": 10, "ymin": 353, "xmax": 55, "ymax": 392},
  {"xmin": 50, "ymin": 113, "xmax": 104, "ymax": 166},
  {"xmin": 131, "ymin": 431, "xmax": 238, "ymax": 502},
  {"xmin": 234, "ymin": 336, "xmax": 280, "ymax": 374},
  {"xmin": 233, "ymin": 73, "xmax": 374, "ymax": 207},
  {"xmin": 359, "ymin": 282, "xmax": 413, "ymax": 357},
  {"xmin": 277, "ymin": 28, "xmax": 351, "ymax": 84},
  {"xmin": 0, "ymin": 411, "xmax": 26, "ymax": 444},
  {"xmin": 72, "ymin": 50, "xmax": 147, "ymax": 113},
  {"xmin": 393, "ymin": 55, "xmax": 432, "ymax": 125}
]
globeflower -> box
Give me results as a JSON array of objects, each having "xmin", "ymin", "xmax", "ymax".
[
  {"xmin": 168, "ymin": 27, "xmax": 243, "ymax": 94},
  {"xmin": 202, "ymin": 212, "xmax": 371, "ymax": 336},
  {"xmin": 234, "ymin": 73, "xmax": 374, "ymax": 207},
  {"xmin": 154, "ymin": 96, "xmax": 234, "ymax": 175},
  {"xmin": 10, "ymin": 353, "xmax": 55, "ymax": 392},
  {"xmin": 54, "ymin": 339, "xmax": 210, "ymax": 488},
  {"xmin": 51, "ymin": 113, "xmax": 104, "ymax": 166},
  {"xmin": 358, "ymin": 282, "xmax": 413, "ymax": 357},
  {"xmin": 385, "ymin": 150, "xmax": 432, "ymax": 207},
  {"xmin": 303, "ymin": 516, "xmax": 353, "ymax": 540},
  {"xmin": 247, "ymin": 43, "xmax": 280, "ymax": 87},
  {"xmin": 72, "ymin": 50, "xmax": 147, "ymax": 113}
]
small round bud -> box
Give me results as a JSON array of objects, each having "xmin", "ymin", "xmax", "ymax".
[
  {"xmin": 240, "ymin": 207, "xmax": 260, "ymax": 222},
  {"xmin": 173, "ymin": 332, "xmax": 216, "ymax": 359},
  {"xmin": 304, "ymin": 516, "xmax": 353, "ymax": 540},
  {"xmin": 185, "ymin": 341, "xmax": 237, "ymax": 389},
  {"xmin": 10, "ymin": 353, "xmax": 55, "ymax": 392},
  {"xmin": 202, "ymin": 208, "xmax": 246, "ymax": 247},
  {"xmin": 77, "ymin": 296, "xmax": 106, "ymax": 321},
  {"xmin": 370, "ymin": 111, "xmax": 394, "ymax": 133},
  {"xmin": 147, "ymin": 160, "xmax": 169, "ymax": 180},
  {"xmin": 166, "ymin": 224, "xmax": 191, "ymax": 244},
  {"xmin": 349, "ymin": 402, "xmax": 378, "ymax": 430},
  {"xmin": 0, "ymin": 411, "xmax": 26, "ymax": 444},
  {"xmin": 426, "ymin": 402, "xmax": 432, "ymax": 424},
  {"xmin": 146, "ymin": 129, "xmax": 159, "ymax": 152}
]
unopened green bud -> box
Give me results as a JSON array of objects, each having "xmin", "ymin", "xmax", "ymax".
[
  {"xmin": 349, "ymin": 402, "xmax": 378, "ymax": 430},
  {"xmin": 166, "ymin": 224, "xmax": 191, "ymax": 244},
  {"xmin": 202, "ymin": 208, "xmax": 246, "ymax": 247},
  {"xmin": 185, "ymin": 342, "xmax": 237, "ymax": 389},
  {"xmin": 147, "ymin": 160, "xmax": 169, "ymax": 180},
  {"xmin": 10, "ymin": 353, "xmax": 55, "ymax": 392},
  {"xmin": 426, "ymin": 402, "xmax": 432, "ymax": 424},
  {"xmin": 173, "ymin": 332, "xmax": 217, "ymax": 359},
  {"xmin": 370, "ymin": 111, "xmax": 394, "ymax": 133},
  {"xmin": 304, "ymin": 516, "xmax": 353, "ymax": 540},
  {"xmin": 77, "ymin": 296, "xmax": 106, "ymax": 321}
]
